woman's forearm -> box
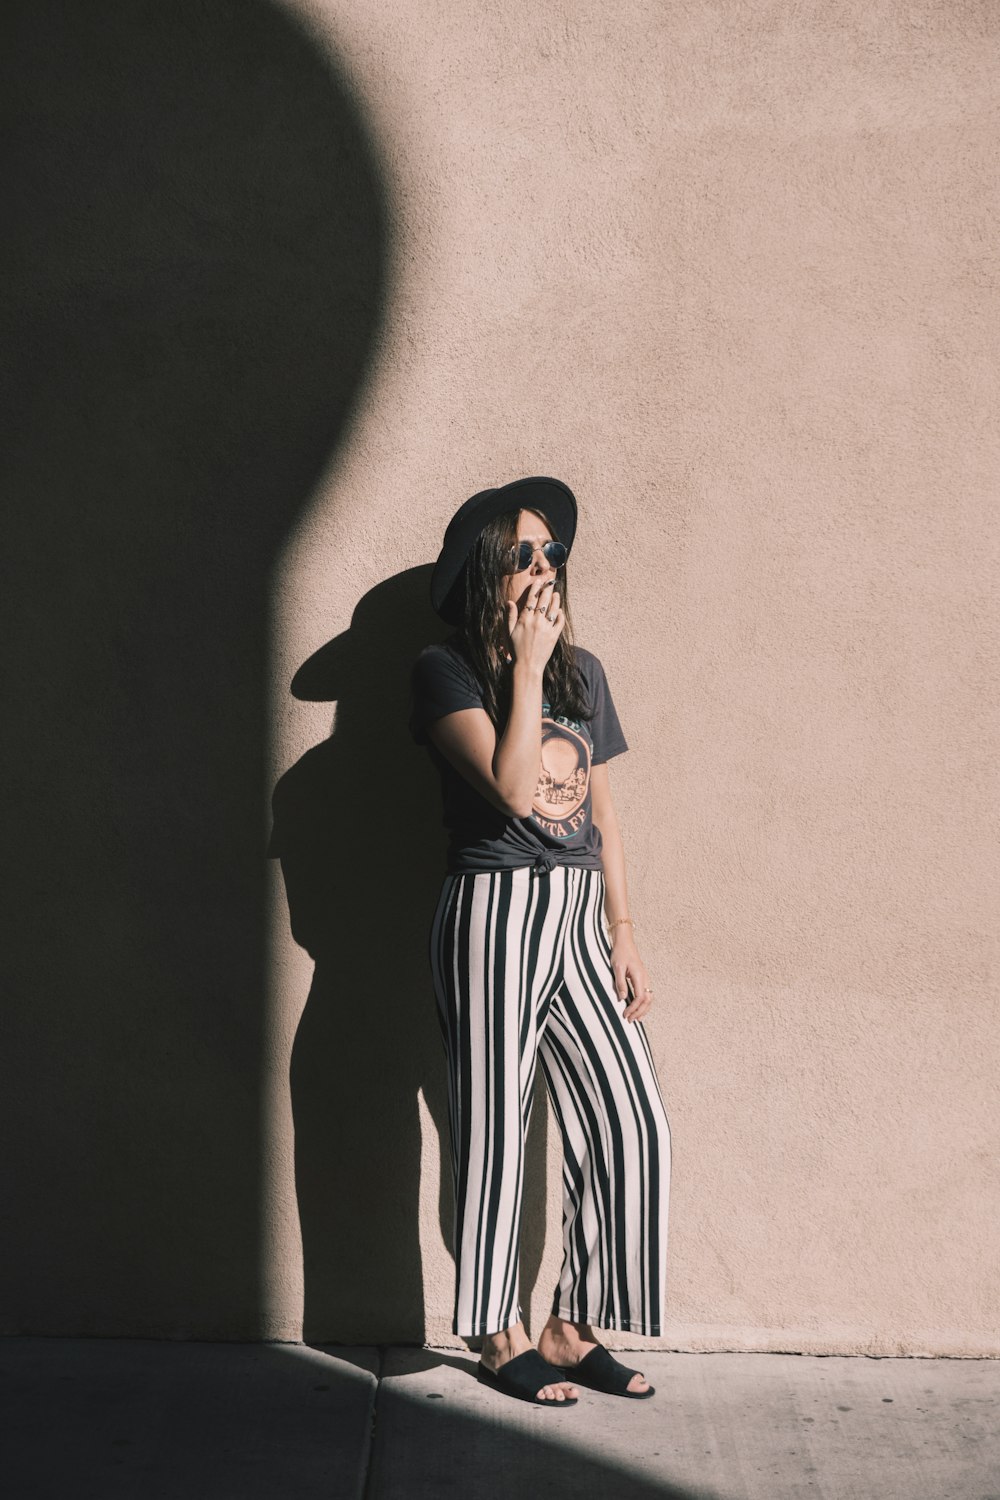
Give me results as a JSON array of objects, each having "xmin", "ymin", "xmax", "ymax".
[
  {"xmin": 593, "ymin": 774, "xmax": 650, "ymax": 1021},
  {"xmin": 490, "ymin": 660, "xmax": 544, "ymax": 817},
  {"xmin": 598, "ymin": 807, "xmax": 632, "ymax": 925}
]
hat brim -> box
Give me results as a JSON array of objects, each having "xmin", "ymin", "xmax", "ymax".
[{"xmin": 430, "ymin": 476, "xmax": 577, "ymax": 624}]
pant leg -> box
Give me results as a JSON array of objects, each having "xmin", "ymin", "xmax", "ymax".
[
  {"xmin": 429, "ymin": 865, "xmax": 567, "ymax": 1337},
  {"xmin": 537, "ymin": 866, "xmax": 672, "ymax": 1336}
]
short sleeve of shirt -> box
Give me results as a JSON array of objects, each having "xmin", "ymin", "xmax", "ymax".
[
  {"xmin": 578, "ymin": 649, "xmax": 629, "ymax": 765},
  {"xmin": 410, "ymin": 643, "xmax": 485, "ymax": 744}
]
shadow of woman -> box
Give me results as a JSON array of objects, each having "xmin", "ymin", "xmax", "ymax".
[{"xmin": 271, "ymin": 565, "xmax": 552, "ymax": 1343}]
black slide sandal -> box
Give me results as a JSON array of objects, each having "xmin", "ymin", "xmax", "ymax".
[
  {"xmin": 563, "ymin": 1345, "xmax": 655, "ymax": 1399},
  {"xmin": 477, "ymin": 1349, "xmax": 579, "ymax": 1406}
]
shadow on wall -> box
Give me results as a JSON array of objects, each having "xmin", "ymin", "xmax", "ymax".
[
  {"xmin": 272, "ymin": 568, "xmax": 553, "ymax": 1343},
  {"xmin": 0, "ymin": 0, "xmax": 387, "ymax": 1335}
]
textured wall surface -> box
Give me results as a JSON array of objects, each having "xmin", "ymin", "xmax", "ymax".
[
  {"xmin": 4, "ymin": 0, "xmax": 997, "ymax": 1352},
  {"xmin": 269, "ymin": 0, "xmax": 999, "ymax": 1355}
]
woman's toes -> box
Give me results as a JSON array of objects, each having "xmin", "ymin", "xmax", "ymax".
[
  {"xmin": 537, "ymin": 1380, "xmax": 579, "ymax": 1401},
  {"xmin": 627, "ymin": 1373, "xmax": 648, "ymax": 1393}
]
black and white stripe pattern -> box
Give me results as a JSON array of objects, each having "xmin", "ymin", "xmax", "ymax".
[{"xmin": 429, "ymin": 864, "xmax": 671, "ymax": 1338}]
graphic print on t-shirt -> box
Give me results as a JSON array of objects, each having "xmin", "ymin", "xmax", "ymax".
[{"xmin": 531, "ymin": 709, "xmax": 592, "ymax": 840}]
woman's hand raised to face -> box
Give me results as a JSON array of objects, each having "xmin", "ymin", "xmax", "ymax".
[{"xmin": 506, "ymin": 576, "xmax": 565, "ymax": 671}]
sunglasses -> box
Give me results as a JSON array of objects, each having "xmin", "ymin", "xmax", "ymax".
[{"xmin": 506, "ymin": 540, "xmax": 568, "ymax": 573}]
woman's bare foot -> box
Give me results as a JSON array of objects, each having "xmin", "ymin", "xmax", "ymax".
[
  {"xmin": 537, "ymin": 1314, "xmax": 651, "ymax": 1395},
  {"xmin": 480, "ymin": 1321, "xmax": 579, "ymax": 1402}
]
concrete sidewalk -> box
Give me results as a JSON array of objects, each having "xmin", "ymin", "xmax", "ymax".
[{"xmin": 1, "ymin": 1338, "xmax": 997, "ymax": 1499}]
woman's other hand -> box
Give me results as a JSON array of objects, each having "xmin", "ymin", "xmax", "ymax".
[
  {"xmin": 612, "ymin": 929, "xmax": 654, "ymax": 1023},
  {"xmin": 506, "ymin": 576, "xmax": 564, "ymax": 672}
]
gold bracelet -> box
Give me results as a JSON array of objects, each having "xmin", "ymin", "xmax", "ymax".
[{"xmin": 607, "ymin": 916, "xmax": 636, "ymax": 932}]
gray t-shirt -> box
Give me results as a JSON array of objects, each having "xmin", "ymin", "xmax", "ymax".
[{"xmin": 410, "ymin": 639, "xmax": 628, "ymax": 874}]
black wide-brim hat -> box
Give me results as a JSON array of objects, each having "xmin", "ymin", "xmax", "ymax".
[{"xmin": 430, "ymin": 475, "xmax": 577, "ymax": 624}]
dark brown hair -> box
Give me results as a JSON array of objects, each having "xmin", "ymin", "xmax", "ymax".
[{"xmin": 456, "ymin": 508, "xmax": 590, "ymax": 729}]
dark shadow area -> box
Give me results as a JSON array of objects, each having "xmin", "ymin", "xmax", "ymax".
[
  {"xmin": 273, "ymin": 568, "xmax": 551, "ymax": 1341},
  {"xmin": 0, "ymin": 0, "xmax": 387, "ymax": 1335},
  {"xmin": 1, "ymin": 1337, "xmax": 380, "ymax": 1499}
]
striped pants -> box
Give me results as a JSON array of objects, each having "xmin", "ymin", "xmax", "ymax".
[{"xmin": 429, "ymin": 863, "xmax": 671, "ymax": 1338}]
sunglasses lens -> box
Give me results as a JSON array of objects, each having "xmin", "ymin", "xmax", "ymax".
[{"xmin": 508, "ymin": 540, "xmax": 568, "ymax": 571}]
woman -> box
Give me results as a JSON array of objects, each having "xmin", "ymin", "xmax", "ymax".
[{"xmin": 411, "ymin": 476, "xmax": 671, "ymax": 1407}]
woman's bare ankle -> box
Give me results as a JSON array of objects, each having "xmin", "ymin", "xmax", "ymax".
[
  {"xmin": 480, "ymin": 1321, "xmax": 531, "ymax": 1369},
  {"xmin": 538, "ymin": 1315, "xmax": 597, "ymax": 1364}
]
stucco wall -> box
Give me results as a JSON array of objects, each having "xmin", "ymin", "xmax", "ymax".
[
  {"xmin": 270, "ymin": 0, "xmax": 1000, "ymax": 1355},
  {"xmin": 5, "ymin": 0, "xmax": 998, "ymax": 1353}
]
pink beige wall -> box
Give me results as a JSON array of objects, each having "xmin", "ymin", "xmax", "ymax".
[
  {"xmin": 4, "ymin": 1, "xmax": 996, "ymax": 1354},
  {"xmin": 269, "ymin": 0, "xmax": 999, "ymax": 1354}
]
